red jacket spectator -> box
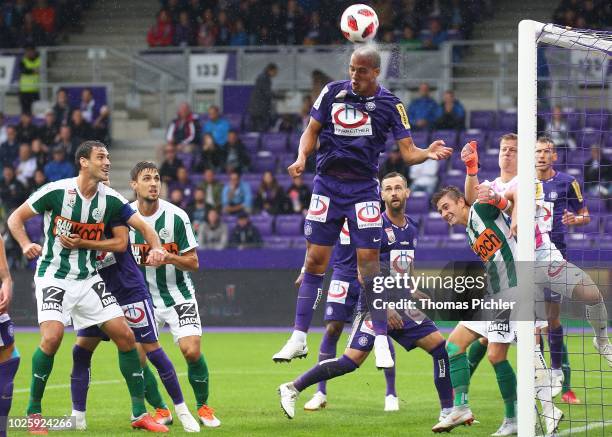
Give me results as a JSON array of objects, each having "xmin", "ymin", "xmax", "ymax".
[
  {"xmin": 147, "ymin": 10, "xmax": 174, "ymax": 47},
  {"xmin": 166, "ymin": 102, "xmax": 201, "ymax": 146},
  {"xmin": 32, "ymin": 0, "xmax": 56, "ymax": 34}
]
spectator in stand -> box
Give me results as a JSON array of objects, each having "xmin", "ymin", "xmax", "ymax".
[
  {"xmin": 168, "ymin": 187, "xmax": 186, "ymax": 209},
  {"xmin": 194, "ymin": 133, "xmax": 223, "ymax": 172},
  {"xmin": 223, "ymin": 130, "xmax": 250, "ymax": 174},
  {"xmin": 53, "ymin": 88, "xmax": 72, "ymax": 128},
  {"xmin": 196, "ymin": 8, "xmax": 217, "ymax": 47},
  {"xmin": 18, "ymin": 46, "xmax": 41, "ymax": 115},
  {"xmin": 0, "ymin": 14, "xmax": 13, "ymax": 49},
  {"xmin": 409, "ymin": 160, "xmax": 439, "ymax": 195},
  {"xmin": 248, "ymin": 63, "xmax": 278, "ymax": 132},
  {"xmin": 70, "ymin": 109, "xmax": 93, "ymax": 144},
  {"xmin": 32, "ymin": 0, "xmax": 56, "ymax": 35},
  {"xmin": 0, "ymin": 126, "xmax": 19, "ymax": 169},
  {"xmin": 198, "ymin": 208, "xmax": 228, "ymax": 250},
  {"xmin": 0, "ymin": 113, "xmax": 7, "ymax": 144},
  {"xmin": 203, "ymin": 105, "xmax": 230, "ymax": 148},
  {"xmin": 216, "ymin": 10, "xmax": 232, "ymax": 46},
  {"xmin": 30, "ymin": 138, "xmax": 48, "ymax": 169},
  {"xmin": 254, "ymin": 171, "xmax": 290, "ymax": 215},
  {"xmin": 230, "ymin": 19, "xmax": 248, "ymax": 46},
  {"xmin": 93, "ymin": 105, "xmax": 111, "ymax": 145},
  {"xmin": 400, "ymin": 25, "xmax": 422, "ymax": 50},
  {"xmin": 186, "ymin": 187, "xmax": 208, "ymax": 230},
  {"xmin": 16, "ymin": 112, "xmax": 38, "ymax": 144},
  {"xmin": 187, "ymin": 0, "xmax": 205, "ymax": 20},
  {"xmin": 379, "ymin": 145, "xmax": 409, "ymax": 180},
  {"xmin": 584, "ymin": 144, "xmax": 612, "ymax": 197},
  {"xmin": 39, "ymin": 109, "xmax": 59, "ymax": 146},
  {"xmin": 54, "ymin": 125, "xmax": 78, "ymax": 162},
  {"xmin": 166, "ymin": 102, "xmax": 200, "ymax": 151},
  {"xmin": 44, "ymin": 146, "xmax": 74, "ymax": 182},
  {"xmin": 32, "ymin": 168, "xmax": 47, "ymax": 191},
  {"xmin": 174, "ymin": 10, "xmax": 194, "ymax": 46},
  {"xmin": 421, "ymin": 18, "xmax": 448, "ymax": 50},
  {"xmin": 199, "ymin": 168, "xmax": 224, "ymax": 211},
  {"xmin": 229, "ymin": 211, "xmax": 262, "ymax": 249},
  {"xmin": 147, "ymin": 9, "xmax": 174, "ymax": 47},
  {"xmin": 159, "ymin": 144, "xmax": 184, "ymax": 184},
  {"xmin": 257, "ymin": 26, "xmax": 272, "ymax": 45},
  {"xmin": 80, "ymin": 88, "xmax": 96, "ymax": 123},
  {"xmin": 285, "ymin": 0, "xmax": 306, "ymax": 45},
  {"xmin": 165, "ymin": 0, "xmax": 182, "ymax": 23},
  {"xmin": 408, "ymin": 82, "xmax": 438, "ymax": 130},
  {"xmin": 0, "ymin": 166, "xmax": 27, "ymax": 212},
  {"xmin": 287, "ymin": 174, "xmax": 311, "ymax": 214},
  {"xmin": 545, "ymin": 105, "xmax": 576, "ymax": 150},
  {"xmin": 434, "ymin": 90, "xmax": 465, "ymax": 130},
  {"xmin": 168, "ymin": 166, "xmax": 195, "ymax": 205},
  {"xmin": 16, "ymin": 13, "xmax": 46, "ymax": 48},
  {"xmin": 15, "ymin": 143, "xmax": 37, "ymax": 186},
  {"xmin": 222, "ymin": 170, "xmax": 253, "ymax": 215},
  {"xmin": 381, "ymin": 27, "xmax": 395, "ymax": 43},
  {"xmin": 310, "ymin": 69, "xmax": 332, "ymax": 103},
  {"xmin": 303, "ymin": 11, "xmax": 334, "ymax": 45}
]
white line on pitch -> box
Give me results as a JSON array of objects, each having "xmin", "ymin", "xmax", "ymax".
[{"xmin": 537, "ymin": 420, "xmax": 612, "ymax": 437}]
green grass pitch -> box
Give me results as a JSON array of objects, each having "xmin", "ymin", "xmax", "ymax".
[{"xmin": 7, "ymin": 331, "xmax": 611, "ymax": 436}]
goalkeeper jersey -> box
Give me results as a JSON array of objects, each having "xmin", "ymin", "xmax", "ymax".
[{"xmin": 129, "ymin": 199, "xmax": 198, "ymax": 308}]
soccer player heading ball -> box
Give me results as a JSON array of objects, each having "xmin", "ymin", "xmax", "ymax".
[{"xmin": 273, "ymin": 45, "xmax": 452, "ymax": 368}]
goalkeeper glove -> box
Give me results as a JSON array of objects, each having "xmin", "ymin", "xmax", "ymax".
[
  {"xmin": 461, "ymin": 140, "xmax": 479, "ymax": 176},
  {"xmin": 478, "ymin": 185, "xmax": 510, "ymax": 211}
]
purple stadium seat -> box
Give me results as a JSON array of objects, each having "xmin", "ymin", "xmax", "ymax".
[
  {"xmin": 240, "ymin": 133, "xmax": 260, "ymax": 152},
  {"xmin": 450, "ymin": 153, "xmax": 464, "ymax": 171},
  {"xmin": 594, "ymin": 235, "xmax": 612, "ymax": 251},
  {"xmin": 470, "ymin": 110, "xmax": 496, "ymax": 130},
  {"xmin": 225, "ymin": 113, "xmax": 243, "ymax": 130},
  {"xmin": 584, "ymin": 112, "xmax": 609, "ymax": 130},
  {"xmin": 177, "ymin": 152, "xmax": 194, "ymax": 171},
  {"xmin": 431, "ymin": 130, "xmax": 459, "ymax": 149},
  {"xmin": 416, "ymin": 235, "xmax": 443, "ymax": 249},
  {"xmin": 585, "ymin": 198, "xmax": 606, "ymax": 214},
  {"xmin": 224, "ymin": 215, "xmax": 238, "ymax": 229},
  {"xmin": 460, "ymin": 129, "xmax": 486, "ymax": 149},
  {"xmin": 565, "ymin": 150, "xmax": 588, "ymax": 168},
  {"xmin": 405, "ymin": 194, "xmax": 429, "ymax": 215},
  {"xmin": 288, "ymin": 133, "xmax": 300, "ymax": 151},
  {"xmin": 411, "ymin": 130, "xmax": 429, "ymax": 147},
  {"xmin": 190, "ymin": 174, "xmax": 203, "ymax": 185},
  {"xmin": 261, "ymin": 133, "xmax": 288, "ymax": 153},
  {"xmin": 445, "ymin": 233, "xmax": 468, "ymax": 249},
  {"xmin": 570, "ymin": 217, "xmax": 600, "ymax": 236},
  {"xmin": 252, "ymin": 152, "xmax": 277, "ymax": 173},
  {"xmin": 604, "ymin": 218, "xmax": 612, "ymax": 235},
  {"xmin": 288, "ymin": 236, "xmax": 307, "ymax": 248},
  {"xmin": 275, "ymin": 215, "xmax": 303, "ymax": 236},
  {"xmin": 487, "ymin": 130, "xmax": 508, "ymax": 149},
  {"xmin": 566, "ymin": 234, "xmax": 592, "ymax": 250},
  {"xmin": 441, "ymin": 172, "xmax": 465, "ymax": 188},
  {"xmin": 563, "ymin": 111, "xmax": 582, "ymax": 132},
  {"xmin": 276, "ymin": 174, "xmax": 292, "ymax": 189},
  {"xmin": 250, "ymin": 214, "xmax": 274, "ymax": 236},
  {"xmin": 279, "ymin": 153, "xmax": 296, "ymax": 171},
  {"xmin": 480, "ymin": 153, "xmax": 500, "ymax": 171},
  {"xmin": 423, "ymin": 217, "xmax": 449, "ymax": 235},
  {"xmin": 25, "ymin": 215, "xmax": 44, "ymax": 243},
  {"xmin": 263, "ymin": 236, "xmax": 291, "ymax": 249},
  {"xmin": 576, "ymin": 128, "xmax": 604, "ymax": 149},
  {"xmin": 479, "ymin": 170, "xmax": 498, "ymax": 182},
  {"xmin": 498, "ymin": 111, "xmax": 517, "ymax": 131}
]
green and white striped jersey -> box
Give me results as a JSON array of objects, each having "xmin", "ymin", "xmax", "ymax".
[
  {"xmin": 129, "ymin": 199, "xmax": 198, "ymax": 308},
  {"xmin": 466, "ymin": 202, "xmax": 517, "ymax": 294},
  {"xmin": 27, "ymin": 177, "xmax": 135, "ymax": 280}
]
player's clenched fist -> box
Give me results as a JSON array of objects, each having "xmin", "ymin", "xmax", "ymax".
[
  {"xmin": 146, "ymin": 247, "xmax": 166, "ymax": 266},
  {"xmin": 476, "ymin": 184, "xmax": 508, "ymax": 211},
  {"xmin": 287, "ymin": 157, "xmax": 306, "ymax": 177},
  {"xmin": 461, "ymin": 141, "xmax": 479, "ymax": 176},
  {"xmin": 426, "ymin": 140, "xmax": 452, "ymax": 160},
  {"xmin": 22, "ymin": 242, "xmax": 42, "ymax": 259}
]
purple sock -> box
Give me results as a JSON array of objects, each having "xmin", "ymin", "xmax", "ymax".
[
  {"xmin": 293, "ymin": 272, "xmax": 324, "ymax": 333},
  {"xmin": 384, "ymin": 338, "xmax": 396, "ymax": 396},
  {"xmin": 548, "ymin": 326, "xmax": 564, "ymax": 369},
  {"xmin": 147, "ymin": 348, "xmax": 184, "ymax": 405},
  {"xmin": 71, "ymin": 345, "xmax": 92, "ymax": 412},
  {"xmin": 317, "ymin": 331, "xmax": 340, "ymax": 395},
  {"xmin": 294, "ymin": 355, "xmax": 358, "ymax": 392},
  {"xmin": 363, "ymin": 275, "xmax": 387, "ymax": 335},
  {"xmin": 430, "ymin": 341, "xmax": 453, "ymax": 409},
  {"xmin": 0, "ymin": 355, "xmax": 20, "ymax": 437}
]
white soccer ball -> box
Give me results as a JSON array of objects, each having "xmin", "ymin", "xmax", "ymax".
[{"xmin": 340, "ymin": 4, "xmax": 379, "ymax": 43}]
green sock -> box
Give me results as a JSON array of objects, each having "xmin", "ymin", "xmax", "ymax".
[
  {"xmin": 27, "ymin": 347, "xmax": 54, "ymax": 415},
  {"xmin": 449, "ymin": 352, "xmax": 470, "ymax": 407},
  {"xmin": 187, "ymin": 354, "xmax": 209, "ymax": 408},
  {"xmin": 467, "ymin": 340, "xmax": 487, "ymax": 376},
  {"xmin": 493, "ymin": 360, "xmax": 517, "ymax": 419},
  {"xmin": 118, "ymin": 349, "xmax": 146, "ymax": 418},
  {"xmin": 561, "ymin": 343, "xmax": 572, "ymax": 393},
  {"xmin": 143, "ymin": 363, "xmax": 167, "ymax": 409}
]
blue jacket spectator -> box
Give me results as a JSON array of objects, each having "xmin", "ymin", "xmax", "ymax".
[
  {"xmin": 420, "ymin": 18, "xmax": 448, "ymax": 50},
  {"xmin": 44, "ymin": 147, "xmax": 75, "ymax": 182},
  {"xmin": 203, "ymin": 105, "xmax": 230, "ymax": 148},
  {"xmin": 408, "ymin": 83, "xmax": 438, "ymax": 130},
  {"xmin": 222, "ymin": 171, "xmax": 253, "ymax": 215},
  {"xmin": 0, "ymin": 126, "xmax": 19, "ymax": 168},
  {"xmin": 434, "ymin": 90, "xmax": 465, "ymax": 130}
]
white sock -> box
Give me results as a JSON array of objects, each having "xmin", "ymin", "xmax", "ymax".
[
  {"xmin": 290, "ymin": 330, "xmax": 307, "ymax": 343},
  {"xmin": 374, "ymin": 335, "xmax": 389, "ymax": 348},
  {"xmin": 174, "ymin": 402, "xmax": 187, "ymax": 413},
  {"xmin": 585, "ymin": 302, "xmax": 610, "ymax": 346}
]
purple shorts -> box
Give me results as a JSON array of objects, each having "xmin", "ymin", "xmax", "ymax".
[
  {"xmin": 0, "ymin": 315, "xmax": 14, "ymax": 348},
  {"xmin": 304, "ymin": 175, "xmax": 382, "ymax": 249},
  {"xmin": 348, "ymin": 311, "xmax": 438, "ymax": 352},
  {"xmin": 77, "ymin": 298, "xmax": 158, "ymax": 344},
  {"xmin": 324, "ymin": 272, "xmax": 361, "ymax": 323}
]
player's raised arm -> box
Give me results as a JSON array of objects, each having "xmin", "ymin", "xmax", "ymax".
[
  {"xmin": 7, "ymin": 202, "xmax": 41, "ymax": 259},
  {"xmin": 0, "ymin": 238, "xmax": 13, "ymax": 314},
  {"xmin": 288, "ymin": 117, "xmax": 322, "ymax": 177},
  {"xmin": 127, "ymin": 213, "xmax": 165, "ymax": 265},
  {"xmin": 396, "ymin": 136, "xmax": 452, "ymax": 165},
  {"xmin": 461, "ymin": 141, "xmax": 479, "ymax": 205}
]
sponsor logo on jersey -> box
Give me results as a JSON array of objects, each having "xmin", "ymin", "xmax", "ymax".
[
  {"xmin": 360, "ymin": 316, "xmax": 375, "ymax": 335},
  {"xmin": 326, "ymin": 306, "xmax": 333, "ymax": 316},
  {"xmin": 385, "ymin": 227, "xmax": 396, "ymax": 244},
  {"xmin": 53, "ymin": 216, "xmax": 105, "ymax": 241},
  {"xmin": 304, "ymin": 222, "xmax": 312, "ymax": 236},
  {"xmin": 339, "ymin": 220, "xmax": 351, "ymax": 245},
  {"xmin": 41, "ymin": 286, "xmax": 65, "ymax": 312},
  {"xmin": 306, "ymin": 194, "xmax": 330, "ymax": 223},
  {"xmin": 331, "ymin": 103, "xmax": 372, "ymax": 136},
  {"xmin": 67, "ymin": 189, "xmax": 77, "ymax": 208},
  {"xmin": 326, "ymin": 279, "xmax": 349, "ymax": 304},
  {"xmin": 549, "ymin": 191, "xmax": 558, "ymax": 201},
  {"xmin": 390, "ymin": 249, "xmax": 414, "ymax": 276},
  {"xmin": 92, "ymin": 281, "xmax": 117, "ymax": 308},
  {"xmin": 547, "ymin": 260, "xmax": 567, "ymax": 278},
  {"xmin": 131, "ymin": 242, "xmax": 179, "ymax": 265},
  {"xmin": 395, "ymin": 103, "xmax": 410, "ymax": 129},
  {"xmin": 355, "ymin": 201, "xmax": 382, "ymax": 229},
  {"xmin": 471, "ymin": 228, "xmax": 502, "ymax": 262},
  {"xmin": 95, "ymin": 251, "xmax": 117, "ymax": 270},
  {"xmin": 122, "ymin": 301, "xmax": 149, "ymax": 328},
  {"xmin": 174, "ymin": 302, "xmax": 200, "ymax": 327}
]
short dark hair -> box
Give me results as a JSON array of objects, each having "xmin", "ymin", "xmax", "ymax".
[
  {"xmin": 75, "ymin": 140, "xmax": 107, "ymax": 170},
  {"xmin": 537, "ymin": 136, "xmax": 555, "ymax": 149},
  {"xmin": 130, "ymin": 161, "xmax": 158, "ymax": 181},
  {"xmin": 431, "ymin": 186, "xmax": 464, "ymax": 209},
  {"xmin": 381, "ymin": 172, "xmax": 408, "ymax": 187}
]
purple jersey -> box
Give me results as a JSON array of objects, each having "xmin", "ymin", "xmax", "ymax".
[
  {"xmin": 540, "ymin": 171, "xmax": 584, "ymax": 255},
  {"xmin": 380, "ymin": 212, "xmax": 418, "ymax": 276},
  {"xmin": 310, "ymin": 80, "xmax": 412, "ymax": 179},
  {"xmin": 330, "ymin": 220, "xmax": 357, "ymax": 276},
  {"xmin": 96, "ymin": 222, "xmax": 150, "ymax": 305}
]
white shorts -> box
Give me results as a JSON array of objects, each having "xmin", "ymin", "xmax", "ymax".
[
  {"xmin": 460, "ymin": 320, "xmax": 517, "ymax": 344},
  {"xmin": 35, "ymin": 274, "xmax": 123, "ymax": 330},
  {"xmin": 535, "ymin": 246, "xmax": 590, "ymax": 299},
  {"xmin": 155, "ymin": 299, "xmax": 202, "ymax": 343}
]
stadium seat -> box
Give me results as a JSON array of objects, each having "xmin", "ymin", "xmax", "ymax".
[
  {"xmin": 487, "ymin": 130, "xmax": 508, "ymax": 149},
  {"xmin": 576, "ymin": 128, "xmax": 604, "ymax": 149},
  {"xmin": 565, "ymin": 149, "xmax": 588, "ymax": 168},
  {"xmin": 450, "ymin": 153, "xmax": 464, "ymax": 171},
  {"xmin": 469, "ymin": 110, "xmax": 496, "ymax": 130},
  {"xmin": 605, "ymin": 218, "xmax": 612, "ymax": 235},
  {"xmin": 480, "ymin": 152, "xmax": 500, "ymax": 171},
  {"xmin": 241, "ymin": 133, "xmax": 261, "ymax": 152},
  {"xmin": 444, "ymin": 233, "xmax": 468, "ymax": 249},
  {"xmin": 190, "ymin": 174, "xmax": 203, "ymax": 185},
  {"xmin": 410, "ymin": 130, "xmax": 429, "ymax": 147},
  {"xmin": 498, "ymin": 111, "xmax": 517, "ymax": 131},
  {"xmin": 252, "ymin": 152, "xmax": 277, "ymax": 173},
  {"xmin": 570, "ymin": 217, "xmax": 600, "ymax": 235},
  {"xmin": 263, "ymin": 236, "xmax": 291, "ymax": 249},
  {"xmin": 563, "ymin": 111, "xmax": 582, "ymax": 132},
  {"xmin": 288, "ymin": 133, "xmax": 300, "ymax": 151},
  {"xmin": 250, "ymin": 214, "xmax": 274, "ymax": 236},
  {"xmin": 584, "ymin": 112, "xmax": 609, "ymax": 130},
  {"xmin": 423, "ymin": 217, "xmax": 449, "ymax": 235},
  {"xmin": 431, "ymin": 129, "xmax": 459, "ymax": 149},
  {"xmin": 275, "ymin": 215, "xmax": 303, "ymax": 236},
  {"xmin": 566, "ymin": 234, "xmax": 592, "ymax": 250},
  {"xmin": 25, "ymin": 215, "xmax": 44, "ymax": 243},
  {"xmin": 275, "ymin": 174, "xmax": 293, "ymax": 190},
  {"xmin": 177, "ymin": 151, "xmax": 194, "ymax": 171},
  {"xmin": 441, "ymin": 172, "xmax": 464, "ymax": 188},
  {"xmin": 405, "ymin": 193, "xmax": 429, "ymax": 214},
  {"xmin": 460, "ymin": 129, "xmax": 486, "ymax": 149},
  {"xmin": 585, "ymin": 198, "xmax": 607, "ymax": 214},
  {"xmin": 279, "ymin": 153, "xmax": 297, "ymax": 171},
  {"xmin": 287, "ymin": 236, "xmax": 306, "ymax": 248},
  {"xmin": 225, "ymin": 113, "xmax": 243, "ymax": 130},
  {"xmin": 416, "ymin": 235, "xmax": 443, "ymax": 249},
  {"xmin": 261, "ymin": 133, "xmax": 289, "ymax": 153}
]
